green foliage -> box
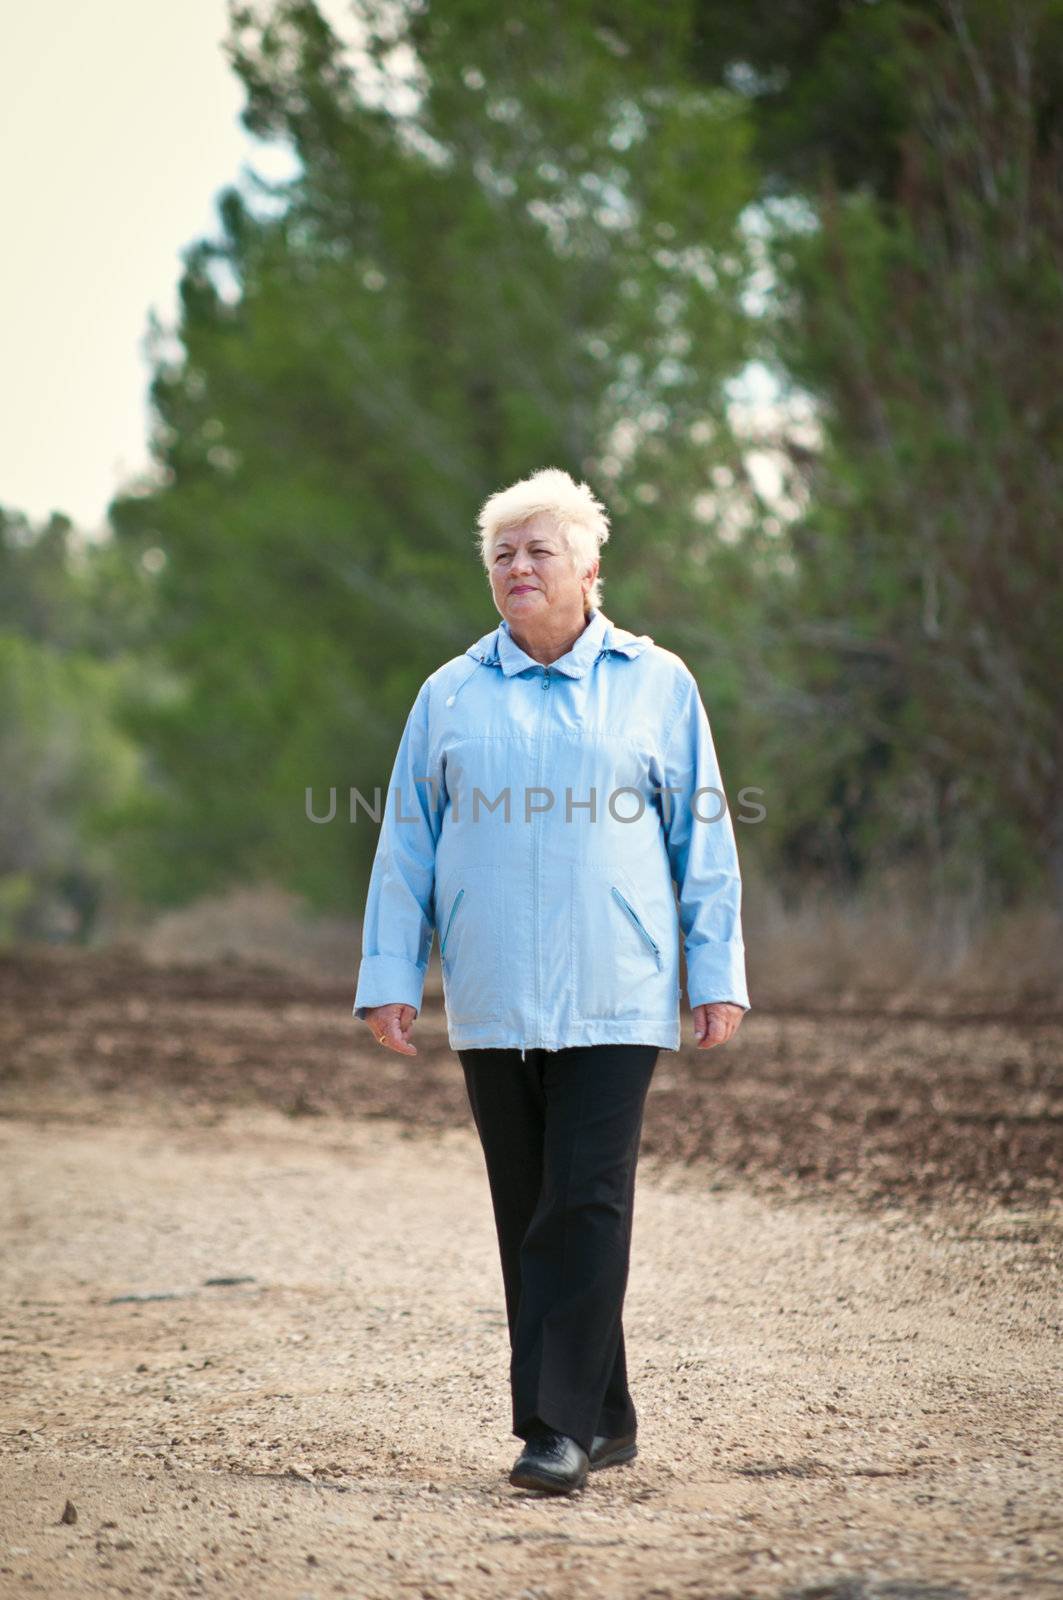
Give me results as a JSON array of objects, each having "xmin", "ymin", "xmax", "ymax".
[
  {"xmin": 107, "ymin": 0, "xmax": 763, "ymax": 910},
  {"xmin": 0, "ymin": 629, "xmax": 144, "ymax": 942},
  {"xmin": 7, "ymin": 0, "xmax": 1060, "ymax": 933},
  {"xmin": 746, "ymin": 0, "xmax": 1063, "ymax": 907}
]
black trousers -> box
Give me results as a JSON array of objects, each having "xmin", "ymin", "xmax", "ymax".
[{"xmin": 458, "ymin": 1043, "xmax": 659, "ymax": 1457}]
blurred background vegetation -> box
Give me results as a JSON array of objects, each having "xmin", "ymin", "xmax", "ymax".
[{"xmin": 2, "ymin": 0, "xmax": 1061, "ymax": 991}]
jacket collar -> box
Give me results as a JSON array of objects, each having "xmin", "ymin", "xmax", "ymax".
[{"xmin": 465, "ymin": 606, "xmax": 653, "ymax": 680}]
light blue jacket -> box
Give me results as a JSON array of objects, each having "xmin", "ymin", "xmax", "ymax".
[{"xmin": 353, "ymin": 606, "xmax": 750, "ymax": 1053}]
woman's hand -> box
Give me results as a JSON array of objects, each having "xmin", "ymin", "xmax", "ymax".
[
  {"xmin": 362, "ymin": 1003, "xmax": 418, "ymax": 1056},
  {"xmin": 692, "ymin": 1002, "xmax": 744, "ymax": 1049}
]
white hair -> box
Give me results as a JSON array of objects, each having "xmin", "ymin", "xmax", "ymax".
[{"xmin": 475, "ymin": 467, "xmax": 611, "ymax": 612}]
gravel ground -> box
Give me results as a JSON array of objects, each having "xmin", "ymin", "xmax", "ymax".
[{"xmin": 0, "ymin": 949, "xmax": 1060, "ymax": 1599}]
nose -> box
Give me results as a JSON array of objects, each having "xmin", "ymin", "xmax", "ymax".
[{"xmin": 510, "ymin": 549, "xmax": 534, "ymax": 576}]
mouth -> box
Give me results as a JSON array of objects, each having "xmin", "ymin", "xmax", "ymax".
[{"xmin": 509, "ymin": 585, "xmax": 538, "ymax": 595}]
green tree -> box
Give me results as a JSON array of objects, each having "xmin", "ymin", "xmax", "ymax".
[
  {"xmin": 0, "ymin": 509, "xmax": 150, "ymax": 940},
  {"xmin": 107, "ymin": 0, "xmax": 764, "ymax": 908},
  {"xmin": 689, "ymin": 0, "xmax": 1063, "ymax": 910}
]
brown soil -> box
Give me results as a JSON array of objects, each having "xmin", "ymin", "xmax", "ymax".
[
  {"xmin": 2, "ymin": 946, "xmax": 1059, "ymax": 1211},
  {"xmin": 1, "ymin": 947, "xmax": 1060, "ymax": 1600}
]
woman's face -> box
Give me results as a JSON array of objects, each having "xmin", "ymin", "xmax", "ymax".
[{"xmin": 488, "ymin": 512, "xmax": 596, "ymax": 629}]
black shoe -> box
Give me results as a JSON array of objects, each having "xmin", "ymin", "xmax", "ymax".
[
  {"xmin": 588, "ymin": 1430, "xmax": 638, "ymax": 1472},
  {"xmin": 509, "ymin": 1428, "xmax": 589, "ymax": 1494}
]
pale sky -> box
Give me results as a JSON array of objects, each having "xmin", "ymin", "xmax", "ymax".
[{"xmin": 0, "ymin": 0, "xmax": 301, "ymax": 535}]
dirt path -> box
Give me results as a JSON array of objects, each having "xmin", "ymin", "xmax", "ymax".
[{"xmin": 2, "ymin": 1095, "xmax": 1060, "ymax": 1600}]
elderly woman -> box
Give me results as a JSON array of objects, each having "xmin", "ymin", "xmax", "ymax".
[{"xmin": 354, "ymin": 467, "xmax": 749, "ymax": 1494}]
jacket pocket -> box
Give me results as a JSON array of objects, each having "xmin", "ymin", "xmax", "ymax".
[
  {"xmin": 438, "ymin": 864, "xmax": 502, "ymax": 1025},
  {"xmin": 610, "ymin": 886, "xmax": 663, "ymax": 970},
  {"xmin": 571, "ymin": 866, "xmax": 676, "ymax": 1023}
]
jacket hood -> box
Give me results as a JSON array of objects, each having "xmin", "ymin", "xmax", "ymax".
[
  {"xmin": 464, "ymin": 610, "xmax": 654, "ymax": 673},
  {"xmin": 439, "ymin": 608, "xmax": 653, "ymax": 710}
]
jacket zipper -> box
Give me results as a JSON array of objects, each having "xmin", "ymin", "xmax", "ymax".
[
  {"xmin": 531, "ymin": 667, "xmax": 552, "ymax": 1049},
  {"xmin": 611, "ymin": 886, "xmax": 663, "ymax": 969},
  {"xmin": 440, "ymin": 888, "xmax": 464, "ymax": 960}
]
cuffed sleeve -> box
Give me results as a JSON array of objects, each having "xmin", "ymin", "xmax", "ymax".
[
  {"xmin": 658, "ymin": 668, "xmax": 751, "ymax": 1012},
  {"xmin": 353, "ymin": 679, "xmax": 441, "ymax": 1021}
]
